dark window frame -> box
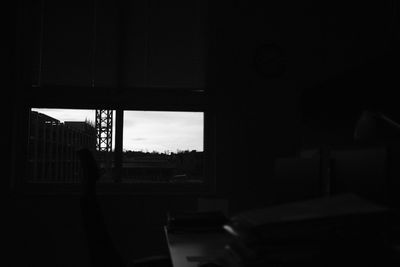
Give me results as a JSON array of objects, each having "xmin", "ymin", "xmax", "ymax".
[
  {"xmin": 11, "ymin": 86, "xmax": 216, "ymax": 195},
  {"xmin": 13, "ymin": 0, "xmax": 215, "ymax": 195}
]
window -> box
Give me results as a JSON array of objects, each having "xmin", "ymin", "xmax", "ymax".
[
  {"xmin": 27, "ymin": 108, "xmax": 207, "ymax": 185},
  {"xmin": 14, "ymin": 91, "xmax": 214, "ymax": 194},
  {"xmin": 122, "ymin": 110, "xmax": 204, "ymax": 184},
  {"xmin": 13, "ymin": 0, "xmax": 214, "ymax": 194},
  {"xmin": 27, "ymin": 108, "xmax": 98, "ymax": 183}
]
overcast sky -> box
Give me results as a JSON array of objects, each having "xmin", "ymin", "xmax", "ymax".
[{"xmin": 32, "ymin": 108, "xmax": 203, "ymax": 153}]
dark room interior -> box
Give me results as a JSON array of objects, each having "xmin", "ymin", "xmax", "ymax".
[{"xmin": 4, "ymin": 1, "xmax": 400, "ymax": 266}]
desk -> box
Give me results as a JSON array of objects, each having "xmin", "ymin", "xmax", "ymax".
[{"xmin": 165, "ymin": 227, "xmax": 230, "ymax": 267}]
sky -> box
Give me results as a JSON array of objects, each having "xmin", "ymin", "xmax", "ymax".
[{"xmin": 32, "ymin": 108, "xmax": 203, "ymax": 153}]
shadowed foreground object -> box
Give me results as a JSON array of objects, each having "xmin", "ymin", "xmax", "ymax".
[
  {"xmin": 77, "ymin": 148, "xmax": 172, "ymax": 267},
  {"xmin": 353, "ymin": 110, "xmax": 400, "ymax": 207},
  {"xmin": 354, "ymin": 110, "xmax": 400, "ymax": 143}
]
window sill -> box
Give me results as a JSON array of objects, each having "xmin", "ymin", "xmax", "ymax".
[{"xmin": 11, "ymin": 180, "xmax": 216, "ymax": 196}]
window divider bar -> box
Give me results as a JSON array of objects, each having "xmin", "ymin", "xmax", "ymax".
[{"xmin": 114, "ymin": 109, "xmax": 124, "ymax": 182}]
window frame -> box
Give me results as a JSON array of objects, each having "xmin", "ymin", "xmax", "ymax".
[
  {"xmin": 14, "ymin": 0, "xmax": 215, "ymax": 195},
  {"xmin": 11, "ymin": 86, "xmax": 216, "ymax": 195}
]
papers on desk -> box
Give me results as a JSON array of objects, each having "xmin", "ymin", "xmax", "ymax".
[
  {"xmin": 221, "ymin": 194, "xmax": 392, "ymax": 267},
  {"xmin": 166, "ymin": 211, "xmax": 228, "ymax": 233}
]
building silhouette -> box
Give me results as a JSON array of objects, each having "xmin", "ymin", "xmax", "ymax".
[
  {"xmin": 28, "ymin": 110, "xmax": 96, "ymax": 182},
  {"xmin": 121, "ymin": 151, "xmax": 204, "ymax": 183},
  {"xmin": 122, "ymin": 157, "xmax": 174, "ymax": 183}
]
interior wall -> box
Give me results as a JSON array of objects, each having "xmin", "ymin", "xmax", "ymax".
[
  {"xmin": 209, "ymin": 0, "xmax": 398, "ymax": 212},
  {"xmin": 6, "ymin": 1, "xmax": 399, "ymax": 266},
  {"xmin": 6, "ymin": 194, "xmax": 198, "ymax": 266}
]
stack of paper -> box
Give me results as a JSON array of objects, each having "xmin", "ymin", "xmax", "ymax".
[{"xmin": 221, "ymin": 194, "xmax": 390, "ymax": 266}]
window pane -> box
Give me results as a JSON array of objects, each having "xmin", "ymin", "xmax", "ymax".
[
  {"xmin": 28, "ymin": 108, "xmax": 115, "ymax": 183},
  {"xmin": 122, "ymin": 111, "xmax": 204, "ymax": 184}
]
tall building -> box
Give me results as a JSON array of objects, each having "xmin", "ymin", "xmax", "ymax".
[{"xmin": 28, "ymin": 111, "xmax": 96, "ymax": 182}]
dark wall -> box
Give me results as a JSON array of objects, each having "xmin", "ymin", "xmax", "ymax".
[
  {"xmin": 209, "ymin": 1, "xmax": 398, "ymax": 211},
  {"xmin": 6, "ymin": 1, "xmax": 399, "ymax": 266},
  {"xmin": 7, "ymin": 194, "xmax": 198, "ymax": 266}
]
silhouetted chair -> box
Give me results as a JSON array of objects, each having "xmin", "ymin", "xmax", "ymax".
[{"xmin": 77, "ymin": 148, "xmax": 172, "ymax": 267}]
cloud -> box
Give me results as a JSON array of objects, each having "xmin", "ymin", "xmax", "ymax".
[
  {"xmin": 123, "ymin": 111, "xmax": 203, "ymax": 152},
  {"xmin": 32, "ymin": 108, "xmax": 95, "ymax": 123},
  {"xmin": 130, "ymin": 137, "xmax": 146, "ymax": 141},
  {"xmin": 32, "ymin": 108, "xmax": 204, "ymax": 153}
]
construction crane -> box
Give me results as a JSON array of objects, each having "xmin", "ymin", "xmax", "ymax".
[
  {"xmin": 95, "ymin": 109, "xmax": 113, "ymax": 152},
  {"xmin": 95, "ymin": 110, "xmax": 114, "ymax": 182}
]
